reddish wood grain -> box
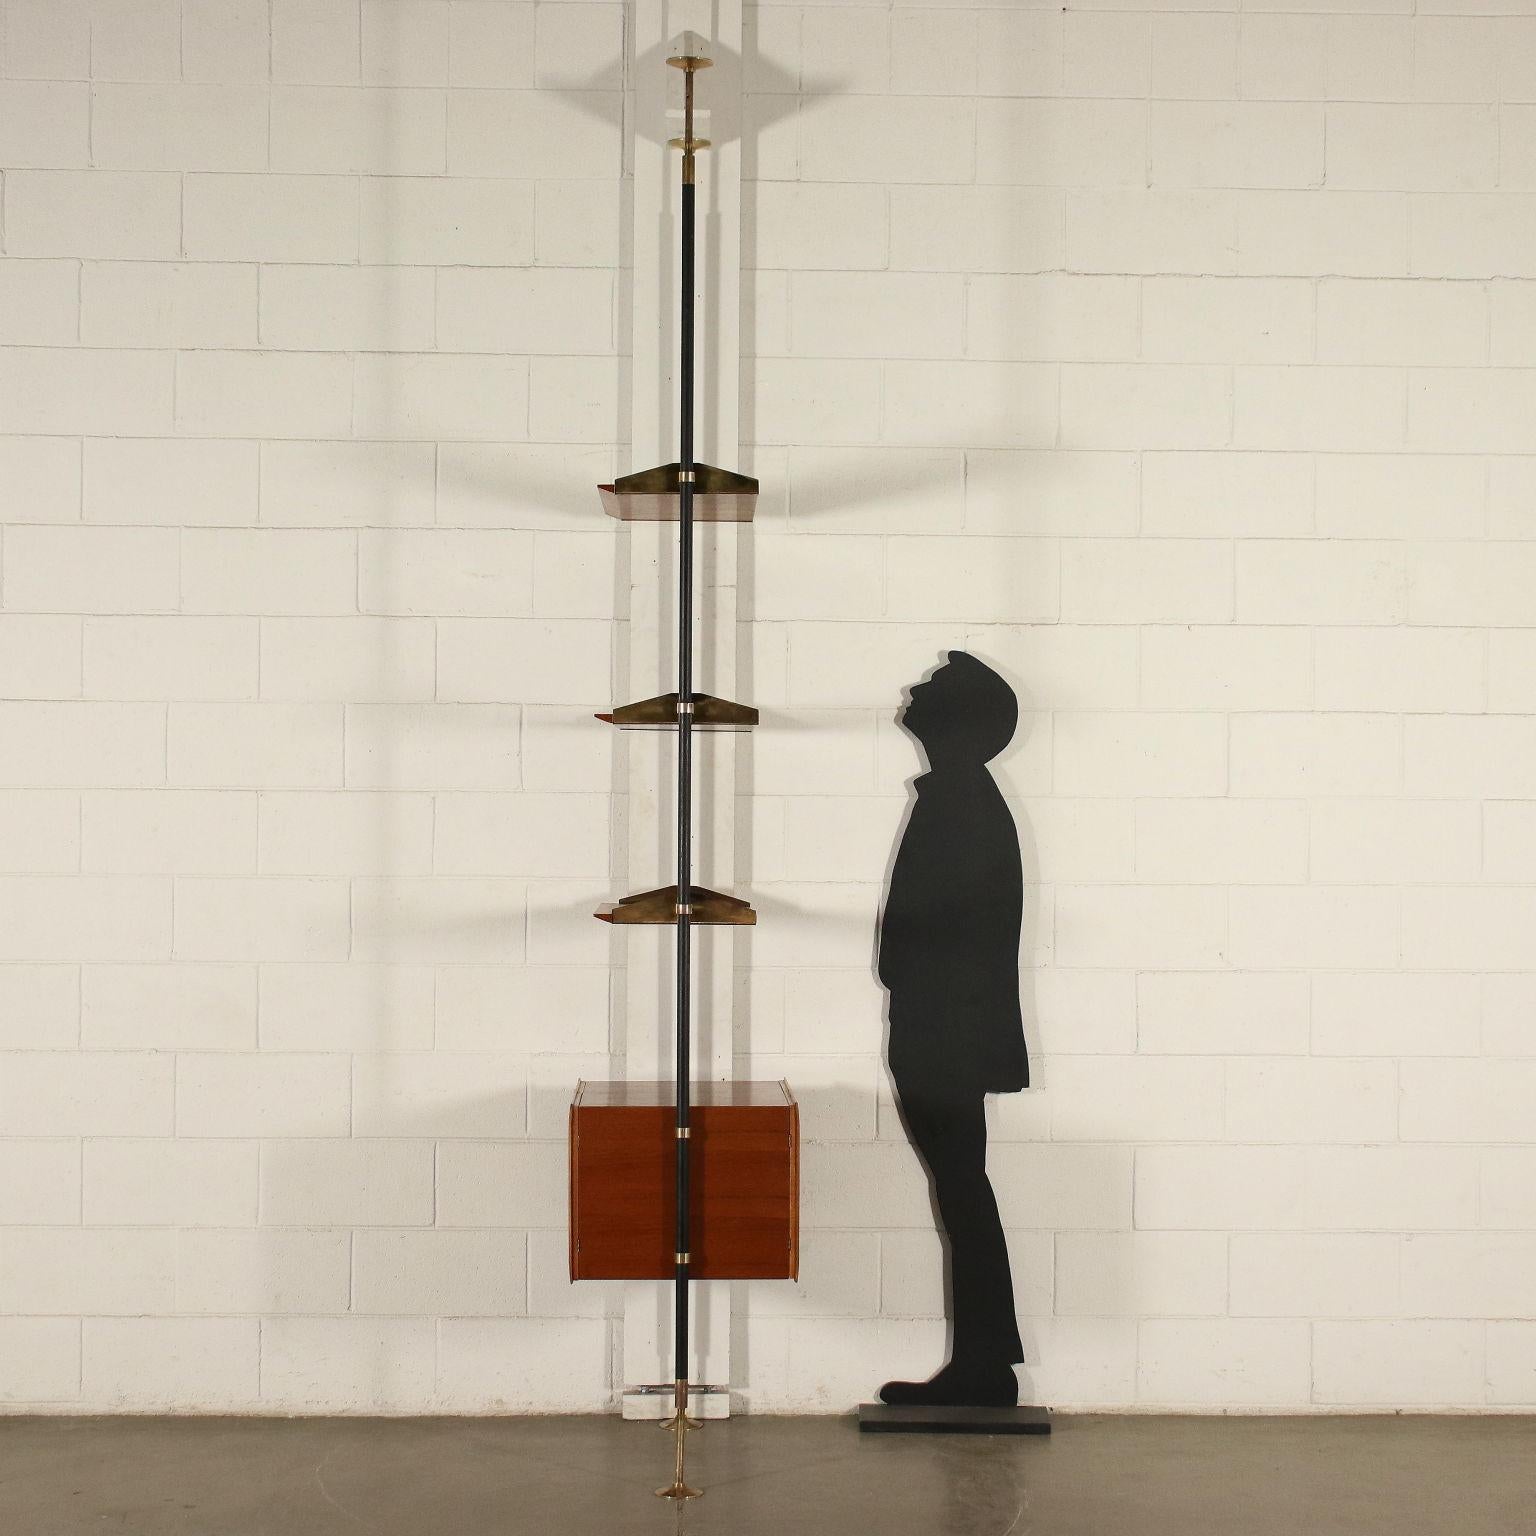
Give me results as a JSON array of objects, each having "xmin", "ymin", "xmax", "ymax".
[{"xmin": 569, "ymin": 1081, "xmax": 799, "ymax": 1281}]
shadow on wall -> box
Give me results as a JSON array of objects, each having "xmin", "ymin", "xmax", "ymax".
[{"xmin": 250, "ymin": 10, "xmax": 632, "ymax": 1413}]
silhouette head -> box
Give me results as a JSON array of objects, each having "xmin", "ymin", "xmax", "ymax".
[{"xmin": 901, "ymin": 651, "xmax": 1017, "ymax": 769}]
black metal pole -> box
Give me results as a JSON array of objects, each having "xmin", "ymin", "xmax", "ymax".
[
  {"xmin": 657, "ymin": 48, "xmax": 710, "ymax": 1501},
  {"xmin": 674, "ymin": 72, "xmax": 697, "ymax": 1398}
]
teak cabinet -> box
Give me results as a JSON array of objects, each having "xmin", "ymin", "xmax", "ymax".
[{"xmin": 569, "ymin": 1080, "xmax": 799, "ymax": 1282}]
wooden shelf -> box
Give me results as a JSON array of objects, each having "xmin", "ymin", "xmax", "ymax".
[
  {"xmin": 597, "ymin": 692, "xmax": 758, "ymax": 730},
  {"xmin": 595, "ymin": 883, "xmax": 756, "ymax": 926},
  {"xmin": 598, "ymin": 461, "xmax": 757, "ymax": 522}
]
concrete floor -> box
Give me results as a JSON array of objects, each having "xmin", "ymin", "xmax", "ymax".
[{"xmin": 1, "ymin": 1414, "xmax": 1531, "ymax": 1536}]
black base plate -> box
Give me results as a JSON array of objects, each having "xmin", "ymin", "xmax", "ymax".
[{"xmin": 857, "ymin": 1403, "xmax": 1052, "ymax": 1435}]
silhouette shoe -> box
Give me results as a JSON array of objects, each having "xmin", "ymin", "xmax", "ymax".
[{"xmin": 878, "ymin": 1359, "xmax": 1019, "ymax": 1408}]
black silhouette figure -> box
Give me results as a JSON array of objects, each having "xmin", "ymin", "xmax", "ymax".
[{"xmin": 877, "ymin": 651, "xmax": 1027, "ymax": 1409}]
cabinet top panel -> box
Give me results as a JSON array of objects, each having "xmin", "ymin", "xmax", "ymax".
[{"xmin": 573, "ymin": 1079, "xmax": 794, "ymax": 1109}]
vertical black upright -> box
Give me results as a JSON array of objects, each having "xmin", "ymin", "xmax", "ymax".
[
  {"xmin": 660, "ymin": 37, "xmax": 710, "ymax": 1504},
  {"xmin": 674, "ymin": 65, "xmax": 695, "ymax": 1424}
]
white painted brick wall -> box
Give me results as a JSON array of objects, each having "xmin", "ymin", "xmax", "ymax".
[
  {"xmin": 1, "ymin": 0, "xmax": 1534, "ymax": 1418},
  {"xmin": 735, "ymin": 0, "xmax": 1536, "ymax": 1417}
]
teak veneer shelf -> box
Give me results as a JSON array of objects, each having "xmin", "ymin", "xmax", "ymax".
[
  {"xmin": 599, "ymin": 462, "xmax": 758, "ymax": 522},
  {"xmin": 569, "ymin": 1080, "xmax": 799, "ymax": 1282},
  {"xmin": 594, "ymin": 884, "xmax": 757, "ymax": 927},
  {"xmin": 597, "ymin": 691, "xmax": 758, "ymax": 729}
]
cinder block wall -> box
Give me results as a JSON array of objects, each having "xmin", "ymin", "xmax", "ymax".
[
  {"xmin": 0, "ymin": 0, "xmax": 622, "ymax": 1413},
  {"xmin": 1, "ymin": 0, "xmax": 1533, "ymax": 1414},
  {"xmin": 737, "ymin": 3, "xmax": 1536, "ymax": 1413}
]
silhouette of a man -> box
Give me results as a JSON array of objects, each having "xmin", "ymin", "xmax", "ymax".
[{"xmin": 877, "ymin": 651, "xmax": 1027, "ymax": 1408}]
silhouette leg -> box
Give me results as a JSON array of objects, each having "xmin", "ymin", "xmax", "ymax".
[
  {"xmin": 946, "ymin": 1159, "xmax": 1023, "ymax": 1368},
  {"xmin": 880, "ymin": 1094, "xmax": 1022, "ymax": 1407}
]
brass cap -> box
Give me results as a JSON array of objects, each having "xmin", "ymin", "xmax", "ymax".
[{"xmin": 666, "ymin": 30, "xmax": 712, "ymax": 70}]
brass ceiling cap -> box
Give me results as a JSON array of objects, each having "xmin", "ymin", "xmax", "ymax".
[{"xmin": 666, "ymin": 30, "xmax": 711, "ymax": 70}]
